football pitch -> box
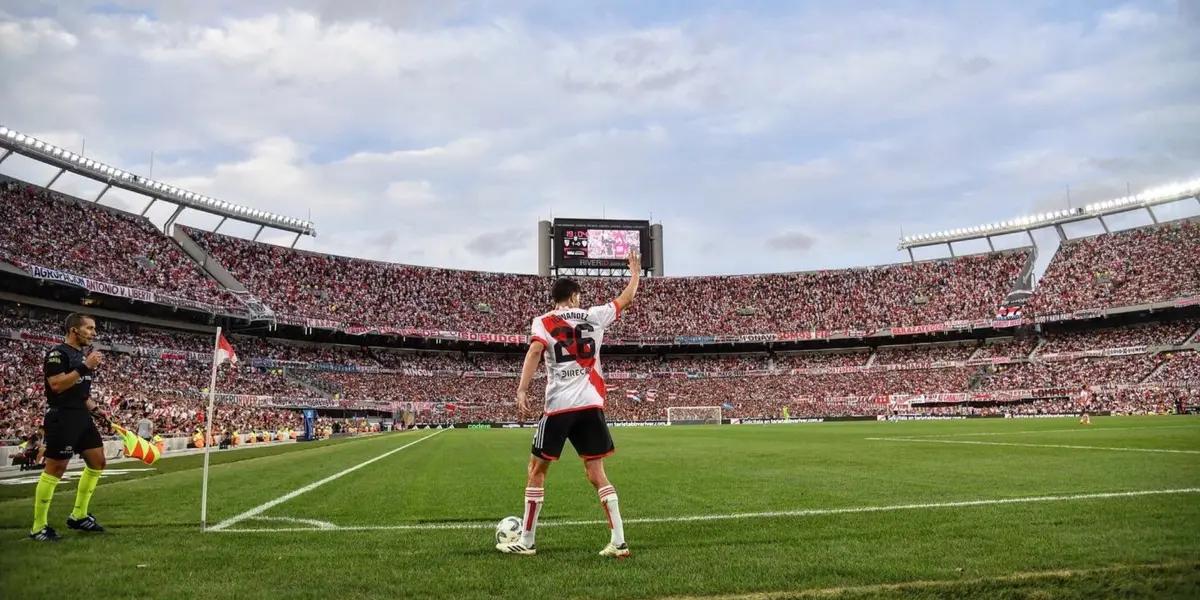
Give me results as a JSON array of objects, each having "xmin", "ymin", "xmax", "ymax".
[{"xmin": 1, "ymin": 416, "xmax": 1198, "ymax": 599}]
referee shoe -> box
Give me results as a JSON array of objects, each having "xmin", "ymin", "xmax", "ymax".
[
  {"xmin": 29, "ymin": 526, "xmax": 62, "ymax": 542},
  {"xmin": 66, "ymin": 513, "xmax": 106, "ymax": 533}
]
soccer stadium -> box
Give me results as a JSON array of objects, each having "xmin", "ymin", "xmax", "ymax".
[{"xmin": 2, "ymin": 3, "xmax": 1199, "ymax": 599}]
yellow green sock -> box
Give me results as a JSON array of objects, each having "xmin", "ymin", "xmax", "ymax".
[
  {"xmin": 32, "ymin": 472, "xmax": 60, "ymax": 533},
  {"xmin": 71, "ymin": 467, "xmax": 102, "ymax": 519}
]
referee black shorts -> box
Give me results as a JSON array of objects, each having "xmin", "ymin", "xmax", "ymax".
[
  {"xmin": 42, "ymin": 408, "xmax": 104, "ymax": 460},
  {"xmin": 531, "ymin": 407, "xmax": 615, "ymax": 462}
]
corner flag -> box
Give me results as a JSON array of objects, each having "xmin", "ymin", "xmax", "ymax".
[
  {"xmin": 216, "ymin": 332, "xmax": 238, "ymax": 366},
  {"xmin": 202, "ymin": 327, "xmax": 236, "ymax": 530}
]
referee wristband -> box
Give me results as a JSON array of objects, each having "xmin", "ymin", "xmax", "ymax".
[{"xmin": 76, "ymin": 365, "xmax": 93, "ymax": 378}]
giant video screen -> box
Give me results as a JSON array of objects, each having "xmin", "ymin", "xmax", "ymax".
[{"xmin": 553, "ymin": 219, "xmax": 651, "ymax": 269}]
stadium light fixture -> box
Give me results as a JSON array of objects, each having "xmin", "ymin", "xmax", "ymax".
[
  {"xmin": 900, "ymin": 176, "xmax": 1200, "ymax": 249},
  {"xmin": 0, "ymin": 124, "xmax": 316, "ymax": 236}
]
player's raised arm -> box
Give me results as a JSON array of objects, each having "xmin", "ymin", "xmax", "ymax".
[{"xmin": 614, "ymin": 251, "xmax": 641, "ymax": 311}]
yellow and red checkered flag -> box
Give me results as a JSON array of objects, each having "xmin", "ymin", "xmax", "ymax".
[{"xmin": 111, "ymin": 423, "xmax": 161, "ymax": 465}]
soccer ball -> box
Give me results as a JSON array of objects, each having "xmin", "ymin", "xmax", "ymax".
[{"xmin": 495, "ymin": 516, "xmax": 522, "ymax": 544}]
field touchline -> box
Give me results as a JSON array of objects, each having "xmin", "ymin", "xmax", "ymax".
[
  {"xmin": 206, "ymin": 428, "xmax": 449, "ymax": 532},
  {"xmin": 867, "ymin": 437, "xmax": 1200, "ymax": 454},
  {"xmin": 212, "ymin": 487, "xmax": 1200, "ymax": 533}
]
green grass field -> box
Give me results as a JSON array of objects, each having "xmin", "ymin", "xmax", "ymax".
[{"xmin": 2, "ymin": 416, "xmax": 1198, "ymax": 599}]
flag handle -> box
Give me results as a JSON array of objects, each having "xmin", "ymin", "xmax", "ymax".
[{"xmin": 200, "ymin": 326, "xmax": 221, "ymax": 531}]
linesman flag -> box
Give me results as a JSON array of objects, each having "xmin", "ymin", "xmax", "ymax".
[
  {"xmin": 215, "ymin": 332, "xmax": 238, "ymax": 366},
  {"xmin": 111, "ymin": 423, "xmax": 161, "ymax": 465}
]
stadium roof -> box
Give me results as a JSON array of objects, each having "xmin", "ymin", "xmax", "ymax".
[
  {"xmin": 0, "ymin": 125, "xmax": 315, "ymax": 238},
  {"xmin": 899, "ymin": 178, "xmax": 1200, "ymax": 250}
]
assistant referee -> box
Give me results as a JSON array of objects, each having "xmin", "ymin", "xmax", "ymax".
[{"xmin": 29, "ymin": 313, "xmax": 109, "ymax": 541}]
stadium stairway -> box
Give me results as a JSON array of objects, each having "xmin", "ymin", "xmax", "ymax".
[
  {"xmin": 172, "ymin": 227, "xmax": 250, "ymax": 293},
  {"xmin": 1188, "ymin": 324, "xmax": 1200, "ymax": 344},
  {"xmin": 1137, "ymin": 360, "xmax": 1166, "ymax": 384},
  {"xmin": 1028, "ymin": 337, "xmax": 1047, "ymax": 359}
]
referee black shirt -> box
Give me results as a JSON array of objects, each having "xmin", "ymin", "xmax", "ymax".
[{"xmin": 43, "ymin": 343, "xmax": 92, "ymax": 410}]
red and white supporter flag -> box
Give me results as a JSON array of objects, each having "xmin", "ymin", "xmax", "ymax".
[{"xmin": 215, "ymin": 332, "xmax": 238, "ymax": 366}]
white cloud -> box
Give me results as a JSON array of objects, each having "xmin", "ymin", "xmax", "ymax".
[
  {"xmin": 0, "ymin": 18, "xmax": 78, "ymax": 57},
  {"xmin": 0, "ymin": 2, "xmax": 1196, "ymax": 277},
  {"xmin": 385, "ymin": 180, "xmax": 437, "ymax": 207},
  {"xmin": 343, "ymin": 137, "xmax": 490, "ymax": 166}
]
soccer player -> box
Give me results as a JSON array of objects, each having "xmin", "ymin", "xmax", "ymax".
[
  {"xmin": 29, "ymin": 313, "xmax": 109, "ymax": 541},
  {"xmin": 496, "ymin": 251, "xmax": 640, "ymax": 558}
]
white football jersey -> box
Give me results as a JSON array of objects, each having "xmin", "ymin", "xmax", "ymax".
[{"xmin": 530, "ymin": 301, "xmax": 620, "ymax": 415}]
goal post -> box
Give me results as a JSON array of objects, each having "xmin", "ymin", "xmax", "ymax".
[{"xmin": 666, "ymin": 406, "xmax": 722, "ymax": 426}]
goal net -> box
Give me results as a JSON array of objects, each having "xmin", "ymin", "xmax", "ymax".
[{"xmin": 666, "ymin": 406, "xmax": 722, "ymax": 426}]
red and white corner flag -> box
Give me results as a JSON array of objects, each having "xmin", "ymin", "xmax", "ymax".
[
  {"xmin": 216, "ymin": 332, "xmax": 238, "ymax": 366},
  {"xmin": 203, "ymin": 327, "xmax": 236, "ymax": 530}
]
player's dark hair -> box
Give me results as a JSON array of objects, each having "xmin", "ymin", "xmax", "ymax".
[
  {"xmin": 551, "ymin": 278, "xmax": 581, "ymax": 304},
  {"xmin": 64, "ymin": 313, "xmax": 94, "ymax": 334}
]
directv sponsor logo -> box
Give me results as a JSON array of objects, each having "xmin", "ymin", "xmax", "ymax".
[
  {"xmin": 735, "ymin": 418, "xmax": 824, "ymax": 424},
  {"xmin": 887, "ymin": 415, "xmax": 967, "ymax": 421},
  {"xmin": 1005, "ymin": 413, "xmax": 1083, "ymax": 419}
]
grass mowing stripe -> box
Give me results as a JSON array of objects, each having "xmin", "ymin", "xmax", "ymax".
[
  {"xmin": 207, "ymin": 428, "xmax": 449, "ymax": 531},
  {"xmin": 214, "ymin": 487, "xmax": 1200, "ymax": 533},
  {"xmin": 659, "ymin": 561, "xmax": 1200, "ymax": 599},
  {"xmin": 868, "ymin": 437, "xmax": 1200, "ymax": 454}
]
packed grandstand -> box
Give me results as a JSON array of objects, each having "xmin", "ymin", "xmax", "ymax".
[{"xmin": 1, "ymin": 175, "xmax": 1198, "ymax": 445}]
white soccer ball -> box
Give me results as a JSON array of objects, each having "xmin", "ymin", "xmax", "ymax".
[{"xmin": 495, "ymin": 516, "xmax": 522, "ymax": 544}]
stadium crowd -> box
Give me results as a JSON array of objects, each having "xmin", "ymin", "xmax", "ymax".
[
  {"xmin": 1151, "ymin": 351, "xmax": 1200, "ymax": 384},
  {"xmin": 973, "ymin": 336, "xmax": 1038, "ymax": 359},
  {"xmin": 873, "ymin": 343, "xmax": 977, "ymax": 364},
  {"xmin": 2, "ymin": 263, "xmax": 1198, "ymax": 444},
  {"xmin": 774, "ymin": 351, "xmax": 872, "ymax": 368},
  {"xmin": 1037, "ymin": 320, "xmax": 1199, "ymax": 354},
  {"xmin": 3, "ymin": 176, "xmax": 1197, "ymax": 462},
  {"xmin": 1029, "ymin": 219, "xmax": 1200, "ymax": 315},
  {"xmin": 189, "ymin": 227, "xmax": 1031, "ymax": 336},
  {"xmin": 979, "ymin": 356, "xmax": 1160, "ymax": 390},
  {"xmin": 0, "ymin": 180, "xmax": 237, "ymax": 309}
]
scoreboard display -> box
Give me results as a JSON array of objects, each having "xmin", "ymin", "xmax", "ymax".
[{"xmin": 552, "ymin": 218, "xmax": 652, "ymax": 269}]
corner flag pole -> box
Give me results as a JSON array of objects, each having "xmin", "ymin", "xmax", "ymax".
[{"xmin": 200, "ymin": 326, "xmax": 222, "ymax": 530}]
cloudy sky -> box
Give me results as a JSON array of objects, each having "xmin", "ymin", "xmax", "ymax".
[{"xmin": 1, "ymin": 0, "xmax": 1198, "ymax": 276}]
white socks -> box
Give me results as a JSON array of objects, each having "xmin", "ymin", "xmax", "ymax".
[
  {"xmin": 598, "ymin": 484, "xmax": 625, "ymax": 546},
  {"xmin": 521, "ymin": 487, "xmax": 543, "ymax": 546}
]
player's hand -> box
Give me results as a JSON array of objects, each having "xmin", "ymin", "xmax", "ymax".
[
  {"xmin": 84, "ymin": 350, "xmax": 104, "ymax": 370},
  {"xmin": 88, "ymin": 405, "xmax": 112, "ymax": 430},
  {"xmin": 627, "ymin": 250, "xmax": 641, "ymax": 272},
  {"xmin": 516, "ymin": 389, "xmax": 529, "ymax": 416}
]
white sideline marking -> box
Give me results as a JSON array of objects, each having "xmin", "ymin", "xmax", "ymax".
[
  {"xmin": 867, "ymin": 437, "xmax": 1200, "ymax": 454},
  {"xmin": 207, "ymin": 429, "xmax": 448, "ymax": 532},
  {"xmin": 212, "ymin": 487, "xmax": 1200, "ymax": 533},
  {"xmin": 905, "ymin": 424, "xmax": 1200, "ymax": 438},
  {"xmin": 247, "ymin": 516, "xmax": 339, "ymax": 530}
]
